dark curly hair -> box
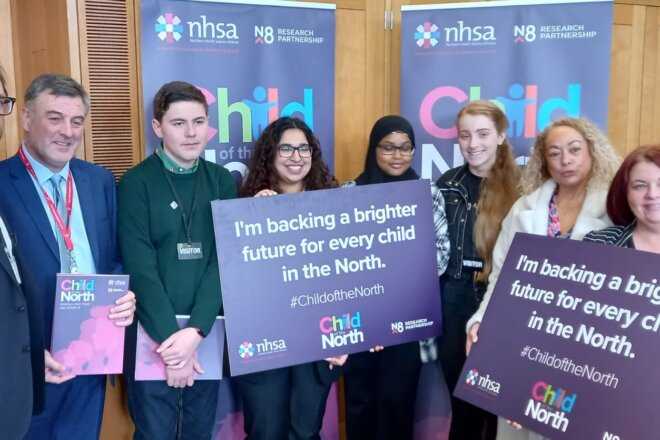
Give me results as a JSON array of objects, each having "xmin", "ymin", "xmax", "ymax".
[{"xmin": 240, "ymin": 117, "xmax": 337, "ymax": 196}]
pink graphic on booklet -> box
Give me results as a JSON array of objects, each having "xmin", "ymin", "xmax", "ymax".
[{"xmin": 51, "ymin": 274, "xmax": 129, "ymax": 375}]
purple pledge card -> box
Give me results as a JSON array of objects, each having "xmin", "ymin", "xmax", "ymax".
[
  {"xmin": 212, "ymin": 180, "xmax": 442, "ymax": 376},
  {"xmin": 51, "ymin": 274, "xmax": 128, "ymax": 375},
  {"xmin": 455, "ymin": 233, "xmax": 660, "ymax": 439},
  {"xmin": 135, "ymin": 316, "xmax": 225, "ymax": 381}
]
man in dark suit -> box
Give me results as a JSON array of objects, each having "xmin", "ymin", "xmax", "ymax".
[
  {"xmin": 0, "ymin": 66, "xmax": 34, "ymax": 440},
  {"xmin": 0, "ymin": 212, "xmax": 33, "ymax": 440},
  {"xmin": 0, "ymin": 73, "xmax": 136, "ymax": 439}
]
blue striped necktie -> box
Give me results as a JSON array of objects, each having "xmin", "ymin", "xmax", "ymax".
[{"xmin": 50, "ymin": 175, "xmax": 71, "ymax": 273}]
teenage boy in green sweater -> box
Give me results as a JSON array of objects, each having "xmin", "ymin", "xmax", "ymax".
[{"xmin": 118, "ymin": 81, "xmax": 236, "ymax": 439}]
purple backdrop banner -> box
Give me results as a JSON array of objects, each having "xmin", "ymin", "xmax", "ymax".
[
  {"xmin": 211, "ymin": 180, "xmax": 442, "ymax": 376},
  {"xmin": 456, "ymin": 233, "xmax": 660, "ymax": 439},
  {"xmin": 400, "ymin": 0, "xmax": 613, "ymax": 180},
  {"xmin": 139, "ymin": 0, "xmax": 335, "ymax": 178},
  {"xmin": 139, "ymin": 2, "xmax": 336, "ymax": 436}
]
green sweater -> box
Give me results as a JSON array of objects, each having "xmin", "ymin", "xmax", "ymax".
[{"xmin": 118, "ymin": 154, "xmax": 236, "ymax": 342}]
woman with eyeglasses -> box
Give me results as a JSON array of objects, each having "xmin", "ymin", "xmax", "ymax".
[
  {"xmin": 236, "ymin": 116, "xmax": 346, "ymax": 440},
  {"xmin": 0, "ymin": 90, "xmax": 16, "ymax": 119},
  {"xmin": 466, "ymin": 117, "xmax": 619, "ymax": 440},
  {"xmin": 342, "ymin": 115, "xmax": 450, "ymax": 440}
]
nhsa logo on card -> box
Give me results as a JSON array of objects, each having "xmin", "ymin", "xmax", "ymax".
[
  {"xmin": 238, "ymin": 338, "xmax": 287, "ymax": 360},
  {"xmin": 319, "ymin": 312, "xmax": 364, "ymax": 349},
  {"xmin": 415, "ymin": 20, "xmax": 496, "ymax": 49},
  {"xmin": 524, "ymin": 381, "xmax": 577, "ymax": 433},
  {"xmin": 464, "ymin": 369, "xmax": 501, "ymax": 396},
  {"xmin": 155, "ymin": 12, "xmax": 239, "ymax": 45},
  {"xmin": 60, "ymin": 278, "xmax": 96, "ymax": 303}
]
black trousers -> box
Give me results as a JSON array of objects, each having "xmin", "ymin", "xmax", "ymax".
[
  {"xmin": 439, "ymin": 275, "xmax": 496, "ymax": 440},
  {"xmin": 236, "ymin": 362, "xmax": 335, "ymax": 440},
  {"xmin": 343, "ymin": 342, "xmax": 422, "ymax": 440},
  {"xmin": 126, "ymin": 378, "xmax": 219, "ymax": 440}
]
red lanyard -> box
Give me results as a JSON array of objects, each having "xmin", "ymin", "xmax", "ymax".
[{"xmin": 18, "ymin": 147, "xmax": 74, "ymax": 252}]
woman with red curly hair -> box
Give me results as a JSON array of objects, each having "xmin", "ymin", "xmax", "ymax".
[{"xmin": 236, "ymin": 116, "xmax": 345, "ymax": 440}]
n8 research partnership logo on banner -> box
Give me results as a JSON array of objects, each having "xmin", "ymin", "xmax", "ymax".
[
  {"xmin": 400, "ymin": 1, "xmax": 612, "ymax": 181},
  {"xmin": 254, "ymin": 23, "xmax": 327, "ymax": 46}
]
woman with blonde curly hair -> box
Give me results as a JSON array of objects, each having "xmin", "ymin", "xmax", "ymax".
[{"xmin": 465, "ymin": 117, "xmax": 620, "ymax": 440}]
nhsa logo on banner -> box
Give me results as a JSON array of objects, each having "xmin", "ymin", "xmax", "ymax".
[
  {"xmin": 525, "ymin": 381, "xmax": 577, "ymax": 433},
  {"xmin": 415, "ymin": 20, "xmax": 496, "ymax": 49},
  {"xmin": 155, "ymin": 12, "xmax": 239, "ymax": 45}
]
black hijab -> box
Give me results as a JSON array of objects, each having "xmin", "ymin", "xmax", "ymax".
[{"xmin": 355, "ymin": 115, "xmax": 419, "ymax": 185}]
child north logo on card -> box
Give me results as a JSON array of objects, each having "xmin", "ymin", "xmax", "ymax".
[
  {"xmin": 59, "ymin": 277, "xmax": 97, "ymax": 309},
  {"xmin": 238, "ymin": 338, "xmax": 287, "ymax": 361},
  {"xmin": 525, "ymin": 381, "xmax": 577, "ymax": 433},
  {"xmin": 52, "ymin": 274, "xmax": 128, "ymax": 375},
  {"xmin": 319, "ymin": 312, "xmax": 364, "ymax": 349},
  {"xmin": 464, "ymin": 369, "xmax": 501, "ymax": 396}
]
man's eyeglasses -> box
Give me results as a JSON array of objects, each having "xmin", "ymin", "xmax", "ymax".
[
  {"xmin": 278, "ymin": 144, "xmax": 312, "ymax": 158},
  {"xmin": 0, "ymin": 97, "xmax": 16, "ymax": 116},
  {"xmin": 377, "ymin": 142, "xmax": 414, "ymax": 156}
]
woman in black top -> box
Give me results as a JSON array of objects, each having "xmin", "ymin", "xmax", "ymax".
[
  {"xmin": 343, "ymin": 115, "xmax": 450, "ymax": 440},
  {"xmin": 437, "ymin": 101, "xmax": 520, "ymax": 439}
]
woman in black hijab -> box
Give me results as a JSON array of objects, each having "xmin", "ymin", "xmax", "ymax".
[{"xmin": 343, "ymin": 115, "xmax": 450, "ymax": 440}]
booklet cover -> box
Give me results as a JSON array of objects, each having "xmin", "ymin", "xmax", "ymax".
[
  {"xmin": 135, "ymin": 316, "xmax": 225, "ymax": 381},
  {"xmin": 51, "ymin": 273, "xmax": 129, "ymax": 375}
]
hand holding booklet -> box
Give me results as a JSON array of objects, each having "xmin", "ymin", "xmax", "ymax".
[{"xmin": 51, "ymin": 273, "xmax": 129, "ymax": 375}]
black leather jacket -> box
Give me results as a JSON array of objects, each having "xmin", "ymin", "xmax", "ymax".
[{"xmin": 436, "ymin": 165, "xmax": 481, "ymax": 280}]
